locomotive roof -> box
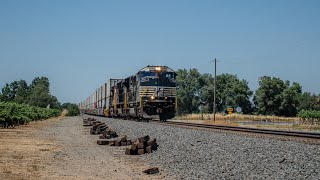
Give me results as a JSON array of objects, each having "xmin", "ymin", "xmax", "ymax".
[{"xmin": 138, "ymin": 65, "xmax": 175, "ymax": 73}]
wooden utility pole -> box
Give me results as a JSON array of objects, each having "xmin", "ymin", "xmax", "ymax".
[{"xmin": 213, "ymin": 58, "xmax": 217, "ymax": 122}]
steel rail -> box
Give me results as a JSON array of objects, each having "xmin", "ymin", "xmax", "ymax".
[{"xmin": 151, "ymin": 120, "xmax": 320, "ymax": 139}]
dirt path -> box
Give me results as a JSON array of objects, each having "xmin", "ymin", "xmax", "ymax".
[{"xmin": 0, "ymin": 116, "xmax": 165, "ymax": 180}]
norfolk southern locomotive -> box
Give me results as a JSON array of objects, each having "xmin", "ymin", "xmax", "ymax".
[{"xmin": 79, "ymin": 65, "xmax": 177, "ymax": 121}]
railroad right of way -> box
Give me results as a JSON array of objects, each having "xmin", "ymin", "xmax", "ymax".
[
  {"xmin": 86, "ymin": 115, "xmax": 320, "ymax": 180},
  {"xmin": 150, "ymin": 120, "xmax": 320, "ymax": 144}
]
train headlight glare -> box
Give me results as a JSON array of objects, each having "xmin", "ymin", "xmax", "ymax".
[
  {"xmin": 155, "ymin": 67, "xmax": 161, "ymax": 72},
  {"xmin": 151, "ymin": 96, "xmax": 155, "ymax": 100}
]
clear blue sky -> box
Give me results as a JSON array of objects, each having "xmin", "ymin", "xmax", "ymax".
[{"xmin": 0, "ymin": 0, "xmax": 319, "ymax": 103}]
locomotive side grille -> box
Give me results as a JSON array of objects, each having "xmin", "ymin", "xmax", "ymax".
[
  {"xmin": 139, "ymin": 87, "xmax": 156, "ymax": 96},
  {"xmin": 159, "ymin": 88, "xmax": 176, "ymax": 97},
  {"xmin": 139, "ymin": 87, "xmax": 176, "ymax": 97}
]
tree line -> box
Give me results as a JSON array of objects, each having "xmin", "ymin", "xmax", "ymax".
[
  {"xmin": 176, "ymin": 68, "xmax": 320, "ymax": 117},
  {"xmin": 2, "ymin": 73, "xmax": 317, "ymax": 119},
  {"xmin": 0, "ymin": 77, "xmax": 60, "ymax": 109},
  {"xmin": 0, "ymin": 77, "xmax": 79, "ymax": 118}
]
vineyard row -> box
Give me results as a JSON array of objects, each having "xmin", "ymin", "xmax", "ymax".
[{"xmin": 0, "ymin": 102, "xmax": 61, "ymax": 128}]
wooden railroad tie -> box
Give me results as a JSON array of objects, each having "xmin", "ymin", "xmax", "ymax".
[{"xmin": 125, "ymin": 136, "xmax": 158, "ymax": 155}]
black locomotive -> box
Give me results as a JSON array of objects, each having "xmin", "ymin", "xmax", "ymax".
[{"xmin": 80, "ymin": 65, "xmax": 177, "ymax": 121}]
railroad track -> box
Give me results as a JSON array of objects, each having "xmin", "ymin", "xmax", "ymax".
[
  {"xmin": 151, "ymin": 120, "xmax": 320, "ymax": 139},
  {"xmin": 83, "ymin": 114, "xmax": 320, "ymax": 142}
]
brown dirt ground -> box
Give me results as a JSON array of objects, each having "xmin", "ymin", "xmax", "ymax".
[{"xmin": 0, "ymin": 116, "xmax": 165, "ymax": 180}]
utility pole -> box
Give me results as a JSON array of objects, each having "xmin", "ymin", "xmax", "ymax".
[{"xmin": 213, "ymin": 58, "xmax": 217, "ymax": 122}]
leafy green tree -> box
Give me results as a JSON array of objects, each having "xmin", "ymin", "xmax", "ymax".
[
  {"xmin": 0, "ymin": 80, "xmax": 28, "ymax": 103},
  {"xmin": 51, "ymin": 96, "xmax": 61, "ymax": 109},
  {"xmin": 14, "ymin": 80, "xmax": 29, "ymax": 104},
  {"xmin": 0, "ymin": 77, "xmax": 60, "ymax": 109},
  {"xmin": 24, "ymin": 77, "xmax": 60, "ymax": 109},
  {"xmin": 254, "ymin": 77, "xmax": 304, "ymax": 116},
  {"xmin": 62, "ymin": 103, "xmax": 80, "ymax": 116},
  {"xmin": 176, "ymin": 68, "xmax": 201, "ymax": 114},
  {"xmin": 30, "ymin": 77, "xmax": 50, "ymax": 93},
  {"xmin": 28, "ymin": 85, "xmax": 59, "ymax": 108},
  {"xmin": 197, "ymin": 73, "xmax": 215, "ymax": 113},
  {"xmin": 279, "ymin": 82, "xmax": 302, "ymax": 116},
  {"xmin": 198, "ymin": 73, "xmax": 253, "ymax": 114},
  {"xmin": 298, "ymin": 92, "xmax": 320, "ymax": 111},
  {"xmin": 1, "ymin": 83, "xmax": 15, "ymax": 102},
  {"xmin": 216, "ymin": 74, "xmax": 253, "ymax": 114},
  {"xmin": 176, "ymin": 70, "xmax": 253, "ymax": 114},
  {"xmin": 254, "ymin": 76, "xmax": 287, "ymax": 115}
]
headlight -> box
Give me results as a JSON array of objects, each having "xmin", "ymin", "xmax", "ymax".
[
  {"xmin": 151, "ymin": 96, "xmax": 155, "ymax": 100},
  {"xmin": 155, "ymin": 67, "xmax": 161, "ymax": 72}
]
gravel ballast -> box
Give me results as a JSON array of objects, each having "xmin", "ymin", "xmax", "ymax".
[
  {"xmin": 86, "ymin": 115, "xmax": 320, "ymax": 179},
  {"xmin": 39, "ymin": 117, "xmax": 166, "ymax": 179}
]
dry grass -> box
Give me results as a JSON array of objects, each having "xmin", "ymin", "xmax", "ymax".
[
  {"xmin": 0, "ymin": 114, "xmax": 64, "ymax": 180},
  {"xmin": 174, "ymin": 113, "xmax": 320, "ymax": 132},
  {"xmin": 11, "ymin": 154, "xmax": 24, "ymax": 159},
  {"xmin": 175, "ymin": 113, "xmax": 299, "ymax": 122},
  {"xmin": 2, "ymin": 165, "xmax": 12, "ymax": 174},
  {"xmin": 39, "ymin": 148, "xmax": 51, "ymax": 152},
  {"xmin": 290, "ymin": 124, "xmax": 320, "ymax": 131}
]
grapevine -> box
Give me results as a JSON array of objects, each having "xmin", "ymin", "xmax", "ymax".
[{"xmin": 0, "ymin": 102, "xmax": 60, "ymax": 128}]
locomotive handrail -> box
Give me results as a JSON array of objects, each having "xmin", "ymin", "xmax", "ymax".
[{"xmin": 139, "ymin": 89, "xmax": 148, "ymax": 110}]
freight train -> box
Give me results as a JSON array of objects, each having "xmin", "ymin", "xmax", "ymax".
[{"xmin": 79, "ymin": 65, "xmax": 177, "ymax": 121}]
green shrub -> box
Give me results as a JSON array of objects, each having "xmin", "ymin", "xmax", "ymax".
[
  {"xmin": 298, "ymin": 110, "xmax": 320, "ymax": 124},
  {"xmin": 0, "ymin": 102, "xmax": 61, "ymax": 128},
  {"xmin": 62, "ymin": 103, "xmax": 80, "ymax": 116}
]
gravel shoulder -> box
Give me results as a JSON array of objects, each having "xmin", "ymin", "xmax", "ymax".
[{"xmin": 0, "ymin": 116, "xmax": 166, "ymax": 180}]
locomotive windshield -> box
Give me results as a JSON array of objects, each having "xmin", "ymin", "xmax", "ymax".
[
  {"xmin": 159, "ymin": 72, "xmax": 176, "ymax": 87},
  {"xmin": 140, "ymin": 71, "xmax": 176, "ymax": 87}
]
